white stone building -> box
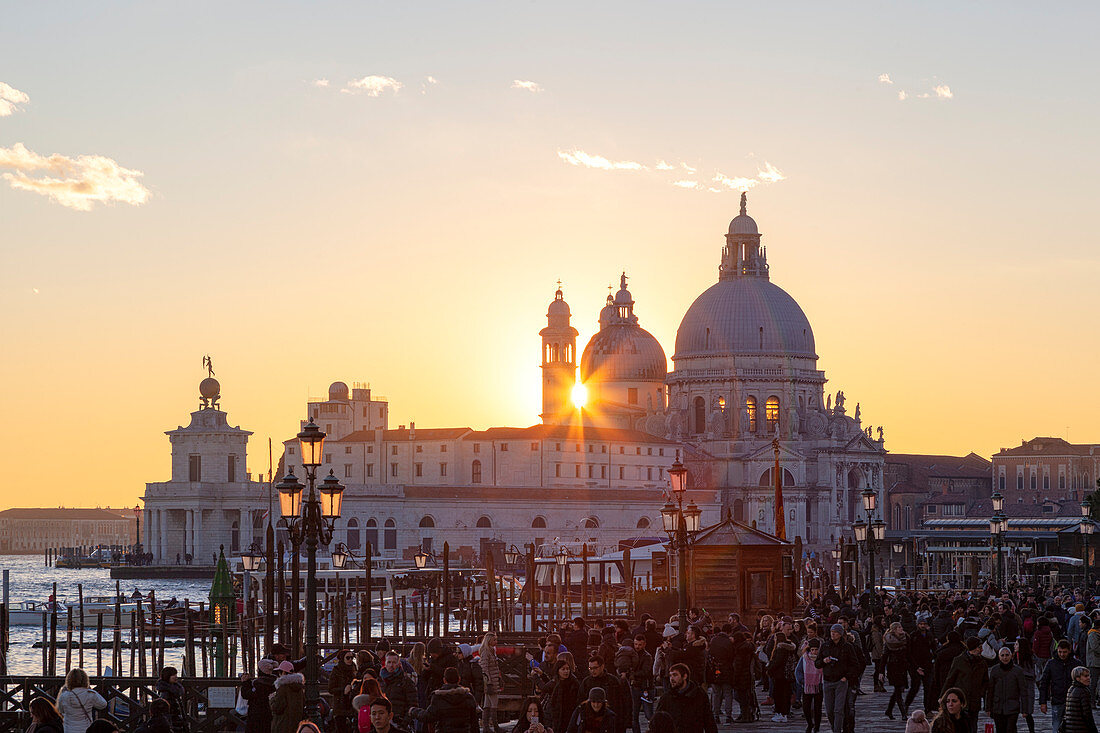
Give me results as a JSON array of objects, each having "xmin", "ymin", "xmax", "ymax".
[{"xmin": 143, "ymin": 195, "xmax": 883, "ymax": 563}]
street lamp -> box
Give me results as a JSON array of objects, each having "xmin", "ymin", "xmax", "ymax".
[
  {"xmin": 277, "ymin": 418, "xmax": 345, "ymax": 726},
  {"xmin": 990, "ymin": 511, "xmax": 1005, "ymax": 588},
  {"xmin": 241, "ymin": 541, "xmax": 263, "ymax": 613},
  {"xmin": 503, "ymin": 545, "xmax": 522, "ymax": 566},
  {"xmin": 856, "ymin": 487, "xmax": 881, "ymax": 611},
  {"xmin": 1081, "ymin": 500, "xmax": 1094, "ymax": 591},
  {"xmin": 330, "ymin": 542, "xmax": 351, "ymax": 570},
  {"xmin": 133, "ymin": 504, "xmax": 142, "ymax": 555},
  {"xmin": 414, "ymin": 549, "xmax": 437, "ymax": 569},
  {"xmin": 661, "ymin": 454, "xmax": 702, "ymax": 634}
]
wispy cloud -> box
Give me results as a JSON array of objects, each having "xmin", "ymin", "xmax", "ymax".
[
  {"xmin": 558, "ymin": 148, "xmax": 785, "ymax": 195},
  {"xmin": 312, "ymin": 79, "xmax": 330, "ymax": 88},
  {"xmin": 897, "ymin": 90, "xmax": 908, "ymax": 101},
  {"xmin": 887, "ymin": 75, "xmax": 953, "ymax": 102},
  {"xmin": 511, "ymin": 79, "xmax": 543, "ymax": 93},
  {"xmin": 757, "ymin": 162, "xmax": 786, "ymax": 184},
  {"xmin": 0, "ymin": 143, "xmax": 150, "ymax": 211},
  {"xmin": 342, "ymin": 75, "xmax": 403, "ymax": 97},
  {"xmin": 558, "ymin": 150, "xmax": 643, "ymax": 171},
  {"xmin": 425, "ymin": 76, "xmax": 438, "ymax": 85},
  {"xmin": 932, "ymin": 84, "xmax": 953, "ymax": 99},
  {"xmin": 0, "ymin": 82, "xmax": 29, "ymax": 117},
  {"xmin": 877, "ymin": 73, "xmax": 893, "ymax": 85}
]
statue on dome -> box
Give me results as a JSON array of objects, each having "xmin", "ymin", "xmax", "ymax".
[
  {"xmin": 854, "ymin": 403, "xmax": 861, "ymax": 422},
  {"xmin": 878, "ymin": 426, "xmax": 885, "ymax": 442},
  {"xmin": 835, "ymin": 390, "xmax": 846, "ymax": 413}
]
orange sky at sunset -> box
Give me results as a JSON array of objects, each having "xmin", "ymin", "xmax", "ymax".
[{"xmin": 3, "ymin": 2, "xmax": 1100, "ymax": 507}]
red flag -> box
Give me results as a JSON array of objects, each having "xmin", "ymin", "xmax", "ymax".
[{"xmin": 773, "ymin": 437, "xmax": 786, "ymax": 540}]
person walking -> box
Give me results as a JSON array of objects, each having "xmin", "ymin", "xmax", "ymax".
[
  {"xmin": 906, "ymin": 618, "xmax": 939, "ymax": 714},
  {"xmin": 566, "ymin": 687, "xmax": 616, "ymax": 733},
  {"xmin": 706, "ymin": 624, "xmax": 735, "ymax": 725},
  {"xmin": 942, "ymin": 638, "xmax": 988, "ymax": 733},
  {"xmin": 57, "ymin": 669, "xmax": 108, "ymax": 733},
  {"xmin": 409, "ymin": 666, "xmax": 479, "ymax": 733},
  {"xmin": 730, "ymin": 631, "xmax": 758, "ymax": 723},
  {"xmin": 329, "ymin": 649, "xmax": 360, "ymax": 733},
  {"xmin": 796, "ymin": 639, "xmax": 824, "ymax": 733},
  {"xmin": 239, "ymin": 659, "xmax": 276, "ymax": 733},
  {"xmin": 1064, "ymin": 666, "xmax": 1098, "ymax": 733},
  {"xmin": 986, "ymin": 646, "xmax": 1028, "ymax": 733},
  {"xmin": 652, "ymin": 663, "xmax": 716, "ymax": 733},
  {"xmin": 1015, "ymin": 638, "xmax": 1037, "ymax": 733},
  {"xmin": 766, "ymin": 631, "xmax": 796, "ymax": 723},
  {"xmin": 547, "ymin": 659, "xmax": 580, "ymax": 733},
  {"xmin": 269, "ymin": 661, "xmax": 305, "ymax": 733},
  {"xmin": 883, "ymin": 621, "xmax": 912, "ymax": 720},
  {"xmin": 380, "ymin": 651, "xmax": 419, "ymax": 727},
  {"xmin": 154, "ymin": 667, "xmax": 188, "ymax": 733},
  {"xmin": 1039, "ymin": 640, "xmax": 1080, "ymax": 733},
  {"xmin": 479, "ymin": 632, "xmax": 502, "ymax": 733},
  {"xmin": 623, "ymin": 634, "xmax": 653, "ymax": 733},
  {"xmin": 815, "ymin": 624, "xmax": 859, "ymax": 733}
]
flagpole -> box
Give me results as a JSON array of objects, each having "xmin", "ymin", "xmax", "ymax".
[{"xmin": 773, "ymin": 432, "xmax": 786, "ymax": 540}]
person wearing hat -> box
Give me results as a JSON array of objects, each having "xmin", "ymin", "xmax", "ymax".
[
  {"xmin": 941, "ymin": 637, "xmax": 989, "ymax": 733},
  {"xmin": 239, "ymin": 659, "xmax": 276, "ymax": 733},
  {"xmin": 425, "ymin": 637, "xmax": 461, "ymax": 701},
  {"xmin": 270, "ymin": 661, "xmax": 305, "ymax": 733},
  {"xmin": 565, "ymin": 687, "xmax": 615, "ymax": 733},
  {"xmin": 456, "ymin": 643, "xmax": 485, "ymax": 704},
  {"xmin": 578, "ymin": 655, "xmax": 629, "ymax": 733},
  {"xmin": 815, "ymin": 624, "xmax": 860, "ymax": 733}
]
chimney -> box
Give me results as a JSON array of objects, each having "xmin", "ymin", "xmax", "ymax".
[{"xmin": 410, "ymin": 421, "xmax": 416, "ymax": 440}]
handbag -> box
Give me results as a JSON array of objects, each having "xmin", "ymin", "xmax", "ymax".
[{"xmin": 981, "ymin": 636, "xmax": 998, "ymax": 661}]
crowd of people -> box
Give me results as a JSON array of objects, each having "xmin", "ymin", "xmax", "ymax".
[{"xmin": 22, "ymin": 582, "xmax": 1100, "ymax": 733}]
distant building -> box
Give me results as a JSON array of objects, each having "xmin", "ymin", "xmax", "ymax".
[
  {"xmin": 884, "ymin": 452, "xmax": 992, "ymax": 531},
  {"xmin": 992, "ymin": 437, "xmax": 1100, "ymax": 506},
  {"xmin": 0, "ymin": 508, "xmax": 133, "ymax": 554}
]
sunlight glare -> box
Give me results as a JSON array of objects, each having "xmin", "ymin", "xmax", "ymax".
[{"xmin": 571, "ymin": 382, "xmax": 588, "ymax": 410}]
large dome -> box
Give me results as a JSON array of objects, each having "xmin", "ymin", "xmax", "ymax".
[
  {"xmin": 674, "ymin": 278, "xmax": 816, "ymax": 359},
  {"xmin": 581, "ymin": 325, "xmax": 667, "ymax": 381}
]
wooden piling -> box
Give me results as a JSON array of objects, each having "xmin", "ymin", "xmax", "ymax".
[
  {"xmin": 185, "ymin": 603, "xmax": 196, "ymax": 679},
  {"xmin": 365, "ymin": 543, "xmax": 373, "ymax": 641},
  {"xmin": 77, "ymin": 584, "xmax": 84, "ymax": 669},
  {"xmin": 95, "ymin": 613, "xmax": 103, "ymax": 677},
  {"xmin": 40, "ymin": 612, "xmax": 46, "ymax": 676},
  {"xmin": 581, "ymin": 544, "xmax": 589, "ymax": 619}
]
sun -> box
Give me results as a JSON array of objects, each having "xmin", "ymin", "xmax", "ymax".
[{"xmin": 571, "ymin": 382, "xmax": 588, "ymax": 410}]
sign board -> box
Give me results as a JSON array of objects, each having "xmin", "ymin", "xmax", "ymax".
[{"xmin": 207, "ymin": 686, "xmax": 237, "ymax": 709}]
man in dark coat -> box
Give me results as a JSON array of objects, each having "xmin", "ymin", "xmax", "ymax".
[
  {"xmin": 942, "ymin": 638, "xmax": 988, "ymax": 733},
  {"xmin": 565, "ymin": 618, "xmax": 590, "ymax": 663},
  {"xmin": 579, "ymin": 655, "xmax": 629, "ymax": 733},
  {"xmin": 424, "ymin": 638, "xmax": 461, "ymax": 699},
  {"xmin": 239, "ymin": 659, "xmax": 276, "ymax": 733},
  {"xmin": 905, "ymin": 618, "xmax": 938, "ymax": 713},
  {"xmin": 653, "ymin": 663, "xmax": 717, "ymax": 733},
  {"xmin": 1039, "ymin": 641, "xmax": 1081, "ymax": 733},
  {"xmin": 933, "ymin": 631, "xmax": 966, "ymax": 698},
  {"xmin": 816, "ymin": 624, "xmax": 861, "ymax": 733},
  {"xmin": 380, "ymin": 651, "xmax": 419, "ymax": 726},
  {"xmin": 730, "ymin": 631, "xmax": 757, "ymax": 723},
  {"xmin": 706, "ymin": 624, "xmax": 736, "ymax": 724},
  {"xmin": 1064, "ymin": 666, "xmax": 1098, "ymax": 733},
  {"xmin": 410, "ymin": 667, "xmax": 479, "ymax": 733}
]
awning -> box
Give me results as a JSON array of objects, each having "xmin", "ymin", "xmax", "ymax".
[{"xmin": 1026, "ymin": 556, "xmax": 1083, "ymax": 566}]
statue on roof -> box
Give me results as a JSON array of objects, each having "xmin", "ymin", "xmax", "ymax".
[{"xmin": 203, "ymin": 354, "xmax": 215, "ymax": 378}]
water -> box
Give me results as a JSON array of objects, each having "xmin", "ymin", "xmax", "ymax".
[{"xmin": 0, "ymin": 555, "xmax": 212, "ymax": 676}]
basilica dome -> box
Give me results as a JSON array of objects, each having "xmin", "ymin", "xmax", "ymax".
[
  {"xmin": 581, "ymin": 325, "xmax": 667, "ymax": 381},
  {"xmin": 674, "ymin": 278, "xmax": 815, "ymax": 359}
]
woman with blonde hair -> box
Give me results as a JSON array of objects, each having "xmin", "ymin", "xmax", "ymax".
[
  {"xmin": 479, "ymin": 632, "xmax": 501, "ymax": 733},
  {"xmin": 56, "ymin": 668, "xmax": 107, "ymax": 733}
]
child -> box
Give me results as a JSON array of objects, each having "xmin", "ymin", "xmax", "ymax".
[{"xmin": 905, "ymin": 709, "xmax": 931, "ymax": 733}]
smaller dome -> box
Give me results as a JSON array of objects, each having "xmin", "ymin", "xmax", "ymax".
[
  {"xmin": 581, "ymin": 326, "xmax": 667, "ymax": 382},
  {"xmin": 548, "ymin": 288, "xmax": 570, "ymax": 317},
  {"xmin": 328, "ymin": 381, "xmax": 350, "ymax": 400},
  {"xmin": 199, "ymin": 377, "xmax": 220, "ymax": 400},
  {"xmin": 728, "ymin": 214, "xmax": 758, "ymax": 235}
]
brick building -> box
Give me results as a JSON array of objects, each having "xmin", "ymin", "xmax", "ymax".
[
  {"xmin": 884, "ymin": 452, "xmax": 992, "ymax": 531},
  {"xmin": 992, "ymin": 437, "xmax": 1100, "ymax": 506}
]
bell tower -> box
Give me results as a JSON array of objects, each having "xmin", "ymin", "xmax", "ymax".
[{"xmin": 539, "ymin": 283, "xmax": 578, "ymax": 423}]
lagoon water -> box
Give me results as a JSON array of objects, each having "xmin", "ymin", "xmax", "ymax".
[{"xmin": 0, "ymin": 555, "xmax": 215, "ymax": 676}]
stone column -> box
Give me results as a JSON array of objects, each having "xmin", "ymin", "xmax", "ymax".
[
  {"xmin": 241, "ymin": 510, "xmax": 254, "ymax": 552},
  {"xmin": 184, "ymin": 509, "xmax": 193, "ymax": 559},
  {"xmin": 159, "ymin": 509, "xmax": 167, "ymax": 563},
  {"xmin": 193, "ymin": 509, "xmax": 204, "ymax": 564}
]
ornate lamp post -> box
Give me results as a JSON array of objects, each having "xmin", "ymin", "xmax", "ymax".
[
  {"xmin": 856, "ymin": 487, "xmax": 882, "ymax": 609},
  {"xmin": 241, "ymin": 541, "xmax": 263, "ymax": 614},
  {"xmin": 660, "ymin": 456, "xmax": 702, "ymax": 634},
  {"xmin": 1081, "ymin": 500, "xmax": 1094, "ymax": 591},
  {"xmin": 276, "ymin": 418, "xmax": 345, "ymax": 725},
  {"xmin": 133, "ymin": 504, "xmax": 142, "ymax": 555},
  {"xmin": 209, "ymin": 546, "xmax": 235, "ymax": 676}
]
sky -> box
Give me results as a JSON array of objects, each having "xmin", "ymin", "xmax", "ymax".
[{"xmin": 3, "ymin": 1, "xmax": 1100, "ymax": 507}]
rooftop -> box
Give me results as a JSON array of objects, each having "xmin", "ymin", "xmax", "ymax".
[
  {"xmin": 995, "ymin": 437, "xmax": 1100, "ymax": 458},
  {"xmin": 0, "ymin": 508, "xmax": 129, "ymax": 520}
]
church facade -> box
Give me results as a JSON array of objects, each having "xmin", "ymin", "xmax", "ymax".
[{"xmin": 143, "ymin": 195, "xmax": 883, "ymax": 564}]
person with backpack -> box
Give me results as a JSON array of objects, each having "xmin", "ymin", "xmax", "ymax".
[{"xmin": 766, "ymin": 632, "xmax": 797, "ymax": 724}]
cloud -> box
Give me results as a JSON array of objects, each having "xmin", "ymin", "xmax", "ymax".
[
  {"xmin": 0, "ymin": 82, "xmax": 29, "ymax": 116},
  {"xmin": 897, "ymin": 90, "xmax": 908, "ymax": 101},
  {"xmin": 312, "ymin": 79, "xmax": 330, "ymax": 88},
  {"xmin": 756, "ymin": 162, "xmax": 785, "ymax": 183},
  {"xmin": 511, "ymin": 80, "xmax": 543, "ymax": 93},
  {"xmin": 933, "ymin": 84, "xmax": 953, "ymax": 99},
  {"xmin": 878, "ymin": 73, "xmax": 893, "ymax": 85},
  {"xmin": 672, "ymin": 180, "xmax": 699, "ymax": 189},
  {"xmin": 425, "ymin": 76, "xmax": 438, "ymax": 85},
  {"xmin": 557, "ymin": 149, "xmax": 643, "ymax": 171},
  {"xmin": 681, "ymin": 162, "xmax": 697, "ymax": 174},
  {"xmin": 343, "ymin": 75, "xmax": 403, "ymax": 96},
  {"xmin": 655, "ymin": 160, "xmax": 674, "ymax": 171},
  {"xmin": 0, "ymin": 143, "xmax": 150, "ymax": 211},
  {"xmin": 713, "ymin": 173, "xmax": 759, "ymax": 192}
]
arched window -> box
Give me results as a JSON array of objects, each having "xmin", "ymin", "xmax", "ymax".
[
  {"xmin": 584, "ymin": 517, "xmax": 599, "ymax": 529},
  {"xmin": 758, "ymin": 468, "xmax": 795, "ymax": 487},
  {"xmin": 471, "ymin": 460, "xmax": 482, "ymax": 484},
  {"xmin": 893, "ymin": 505, "xmax": 901, "ymax": 527},
  {"xmin": 532, "ymin": 516, "xmax": 547, "ymax": 529},
  {"xmin": 365, "ymin": 518, "xmax": 379, "ymax": 555},
  {"xmin": 636, "ymin": 517, "xmax": 650, "ymax": 529},
  {"xmin": 693, "ymin": 396, "xmax": 706, "ymax": 434},
  {"xmin": 765, "ymin": 396, "xmax": 780, "ymax": 434},
  {"xmin": 230, "ymin": 521, "xmax": 240, "ymax": 553},
  {"xmin": 745, "ymin": 397, "xmax": 757, "ymax": 433},
  {"xmin": 476, "ymin": 516, "xmax": 492, "ymax": 528},
  {"xmin": 383, "ymin": 518, "xmax": 396, "ymax": 551},
  {"xmin": 419, "ymin": 516, "xmax": 435, "ymax": 528},
  {"xmin": 346, "ymin": 518, "xmax": 360, "ymax": 551}
]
